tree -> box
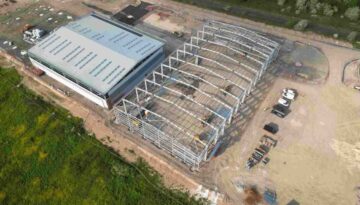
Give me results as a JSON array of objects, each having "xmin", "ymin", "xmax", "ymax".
[
  {"xmin": 344, "ymin": 7, "xmax": 360, "ymax": 21},
  {"xmin": 277, "ymin": 0, "xmax": 286, "ymax": 6},
  {"xmin": 323, "ymin": 4, "xmax": 335, "ymax": 16},
  {"xmin": 347, "ymin": 31, "xmax": 358, "ymax": 41},
  {"xmin": 294, "ymin": 19, "xmax": 309, "ymax": 31},
  {"xmin": 296, "ymin": 0, "xmax": 308, "ymax": 12}
]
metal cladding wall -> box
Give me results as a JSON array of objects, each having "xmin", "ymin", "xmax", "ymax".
[
  {"xmin": 29, "ymin": 57, "xmax": 109, "ymax": 108},
  {"xmin": 29, "ymin": 47, "xmax": 165, "ymax": 109}
]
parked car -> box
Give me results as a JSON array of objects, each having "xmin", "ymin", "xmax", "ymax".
[
  {"xmin": 283, "ymin": 88, "xmax": 296, "ymax": 95},
  {"xmin": 262, "ymin": 157, "xmax": 270, "ymax": 165},
  {"xmin": 263, "ymin": 123, "xmax": 278, "ymax": 134},
  {"xmin": 282, "ymin": 88, "xmax": 297, "ymax": 101},
  {"xmin": 271, "ymin": 104, "xmax": 288, "ymax": 118},
  {"xmin": 278, "ymin": 97, "xmax": 290, "ymax": 107}
]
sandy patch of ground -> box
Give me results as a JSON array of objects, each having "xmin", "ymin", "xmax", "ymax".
[
  {"xmin": 48, "ymin": 0, "xmax": 131, "ymax": 16},
  {"xmin": 143, "ymin": 12, "xmax": 184, "ymax": 33},
  {"xmin": 0, "ymin": 56, "xmax": 15, "ymax": 68},
  {"xmin": 331, "ymin": 140, "xmax": 360, "ymax": 171},
  {"xmin": 0, "ymin": 0, "xmax": 30, "ymax": 15}
]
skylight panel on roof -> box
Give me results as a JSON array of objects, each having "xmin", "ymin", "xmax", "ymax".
[
  {"xmin": 42, "ymin": 36, "xmax": 61, "ymax": 50},
  {"xmin": 75, "ymin": 51, "xmax": 93, "ymax": 67},
  {"xmin": 108, "ymin": 68, "xmax": 126, "ymax": 84},
  {"xmin": 122, "ymin": 37, "xmax": 137, "ymax": 47},
  {"xmin": 91, "ymin": 14, "xmax": 142, "ymax": 37},
  {"xmin": 79, "ymin": 27, "xmax": 88, "ymax": 33},
  {"xmin": 38, "ymin": 34, "xmax": 57, "ymax": 48},
  {"xmin": 89, "ymin": 59, "xmax": 107, "ymax": 75},
  {"xmin": 113, "ymin": 33, "xmax": 129, "ymax": 43},
  {"xmin": 70, "ymin": 23, "xmax": 81, "ymax": 29},
  {"xmin": 140, "ymin": 45, "xmax": 156, "ymax": 56},
  {"xmin": 127, "ymin": 39, "xmax": 143, "ymax": 50},
  {"xmin": 79, "ymin": 53, "xmax": 98, "ymax": 70},
  {"xmin": 49, "ymin": 39, "xmax": 68, "ymax": 54},
  {"xmin": 102, "ymin": 65, "xmax": 120, "ymax": 82},
  {"xmin": 54, "ymin": 41, "xmax": 72, "ymax": 56},
  {"xmin": 94, "ymin": 61, "xmax": 112, "ymax": 77},
  {"xmin": 63, "ymin": 45, "xmax": 80, "ymax": 60},
  {"xmin": 82, "ymin": 28, "xmax": 92, "ymax": 35},
  {"xmin": 67, "ymin": 47, "xmax": 85, "ymax": 63},
  {"xmin": 136, "ymin": 43, "xmax": 151, "ymax": 54},
  {"xmin": 109, "ymin": 32, "xmax": 124, "ymax": 41},
  {"xmin": 96, "ymin": 35, "xmax": 105, "ymax": 40},
  {"xmin": 91, "ymin": 33, "xmax": 101, "ymax": 39}
]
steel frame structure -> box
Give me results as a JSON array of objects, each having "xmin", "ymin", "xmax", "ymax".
[{"xmin": 113, "ymin": 20, "xmax": 280, "ymax": 169}]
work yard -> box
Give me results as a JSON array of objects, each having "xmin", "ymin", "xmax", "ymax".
[
  {"xmin": 0, "ymin": 2, "xmax": 73, "ymax": 50},
  {"xmin": 0, "ymin": 67, "xmax": 204, "ymax": 205}
]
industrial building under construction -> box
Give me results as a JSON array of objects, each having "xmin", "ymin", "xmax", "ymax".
[{"xmin": 113, "ymin": 20, "xmax": 280, "ymax": 169}]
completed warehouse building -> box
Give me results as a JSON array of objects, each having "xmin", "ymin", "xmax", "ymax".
[{"xmin": 28, "ymin": 13, "xmax": 165, "ymax": 109}]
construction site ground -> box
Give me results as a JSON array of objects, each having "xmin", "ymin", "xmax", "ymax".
[
  {"xmin": 344, "ymin": 59, "xmax": 360, "ymax": 89},
  {"xmin": 1, "ymin": 0, "xmax": 360, "ymax": 204}
]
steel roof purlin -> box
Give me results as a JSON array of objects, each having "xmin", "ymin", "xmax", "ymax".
[{"xmin": 114, "ymin": 21, "xmax": 280, "ymax": 169}]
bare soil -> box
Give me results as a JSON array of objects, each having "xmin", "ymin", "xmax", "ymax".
[{"xmin": 344, "ymin": 59, "xmax": 360, "ymax": 88}]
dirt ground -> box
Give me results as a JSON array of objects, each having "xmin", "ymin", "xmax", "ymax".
[
  {"xmin": 141, "ymin": 1, "xmax": 360, "ymax": 204},
  {"xmin": 143, "ymin": 13, "xmax": 184, "ymax": 33},
  {"xmin": 2, "ymin": 0, "xmax": 360, "ymax": 204},
  {"xmin": 344, "ymin": 59, "xmax": 360, "ymax": 88},
  {"xmin": 279, "ymin": 41, "xmax": 329, "ymax": 83},
  {"xmin": 199, "ymin": 40, "xmax": 360, "ymax": 205},
  {"xmin": 0, "ymin": 0, "xmax": 28, "ymax": 15}
]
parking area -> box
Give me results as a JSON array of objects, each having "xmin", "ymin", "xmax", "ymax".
[{"xmin": 201, "ymin": 69, "xmax": 360, "ymax": 204}]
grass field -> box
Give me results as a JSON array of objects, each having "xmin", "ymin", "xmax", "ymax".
[{"xmin": 0, "ymin": 66, "xmax": 205, "ymax": 205}]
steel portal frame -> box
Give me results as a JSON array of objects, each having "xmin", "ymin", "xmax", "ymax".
[{"xmin": 113, "ymin": 21, "xmax": 280, "ymax": 169}]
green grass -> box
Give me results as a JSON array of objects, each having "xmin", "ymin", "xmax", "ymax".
[{"xmin": 0, "ymin": 67, "xmax": 206, "ymax": 205}]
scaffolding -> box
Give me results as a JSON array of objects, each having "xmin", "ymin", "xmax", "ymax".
[{"xmin": 113, "ymin": 20, "xmax": 280, "ymax": 169}]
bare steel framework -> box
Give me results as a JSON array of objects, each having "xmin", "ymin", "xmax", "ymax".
[{"xmin": 113, "ymin": 21, "xmax": 280, "ymax": 169}]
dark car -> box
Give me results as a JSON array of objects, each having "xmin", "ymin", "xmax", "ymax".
[
  {"xmin": 263, "ymin": 123, "xmax": 278, "ymax": 134},
  {"xmin": 271, "ymin": 104, "xmax": 288, "ymax": 118}
]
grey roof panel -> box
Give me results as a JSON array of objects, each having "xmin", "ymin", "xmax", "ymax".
[{"xmin": 29, "ymin": 14, "xmax": 164, "ymax": 95}]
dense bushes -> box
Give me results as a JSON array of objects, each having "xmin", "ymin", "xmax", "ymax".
[
  {"xmin": 175, "ymin": 0, "xmax": 360, "ymax": 44},
  {"xmin": 344, "ymin": 6, "xmax": 360, "ymax": 20}
]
